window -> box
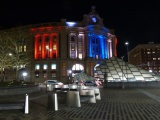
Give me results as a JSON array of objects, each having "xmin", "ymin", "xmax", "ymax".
[
  {"xmin": 51, "ymin": 64, "xmax": 56, "ymax": 70},
  {"xmin": 19, "ymin": 46, "xmax": 23, "ymax": 52},
  {"xmin": 39, "ymin": 45, "xmax": 41, "ymax": 51},
  {"xmin": 35, "ymin": 71, "xmax": 39, "ymax": 78},
  {"xmin": 62, "ymin": 62, "xmax": 66, "ymax": 76},
  {"xmin": 46, "ymin": 36, "xmax": 49, "ymax": 42},
  {"xmin": 96, "ymin": 55, "xmax": 99, "ymax": 59},
  {"xmin": 51, "ymin": 73, "xmax": 56, "ymax": 77},
  {"xmin": 71, "ymin": 44, "xmax": 75, "ymax": 51},
  {"xmin": 71, "ymin": 52, "xmax": 76, "ymax": 58},
  {"xmin": 153, "ymin": 58, "xmax": 156, "ymax": 60},
  {"xmin": 79, "ymin": 53, "xmax": 82, "ymax": 59},
  {"xmin": 78, "ymin": 45, "xmax": 82, "ymax": 51},
  {"xmin": 39, "ymin": 38, "xmax": 42, "ymax": 42},
  {"xmin": 35, "ymin": 64, "xmax": 40, "ymax": 70},
  {"xmin": 43, "ymin": 73, "xmax": 47, "ymax": 78},
  {"xmin": 147, "ymin": 52, "xmax": 151, "ymax": 54},
  {"xmin": 53, "ymin": 36, "xmax": 56, "ymax": 41},
  {"xmin": 24, "ymin": 45, "xmax": 26, "ymax": 52},
  {"xmin": 53, "ymin": 44, "xmax": 56, "ymax": 50},
  {"xmin": 71, "ymin": 36, "xmax": 75, "ymax": 42},
  {"xmin": 43, "ymin": 64, "xmax": 48, "ymax": 70},
  {"xmin": 35, "ymin": 73, "xmax": 39, "ymax": 78}
]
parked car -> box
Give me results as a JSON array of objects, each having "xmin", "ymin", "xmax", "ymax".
[
  {"xmin": 44, "ymin": 80, "xmax": 63, "ymax": 86},
  {"xmin": 84, "ymin": 81, "xmax": 97, "ymax": 86}
]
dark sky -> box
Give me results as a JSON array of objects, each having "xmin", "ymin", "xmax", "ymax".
[{"xmin": 0, "ymin": 0, "xmax": 160, "ymax": 60}]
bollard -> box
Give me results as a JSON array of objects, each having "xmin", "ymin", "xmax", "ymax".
[
  {"xmin": 94, "ymin": 88, "xmax": 101, "ymax": 100},
  {"xmin": 54, "ymin": 93, "xmax": 58, "ymax": 111},
  {"xmin": 25, "ymin": 94, "xmax": 29, "ymax": 114},
  {"xmin": 66, "ymin": 91, "xmax": 81, "ymax": 107},
  {"xmin": 48, "ymin": 93, "xmax": 58, "ymax": 111}
]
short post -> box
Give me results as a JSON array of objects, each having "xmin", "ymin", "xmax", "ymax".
[
  {"xmin": 66, "ymin": 91, "xmax": 81, "ymax": 107},
  {"xmin": 25, "ymin": 94, "xmax": 29, "ymax": 114},
  {"xmin": 48, "ymin": 93, "xmax": 58, "ymax": 111}
]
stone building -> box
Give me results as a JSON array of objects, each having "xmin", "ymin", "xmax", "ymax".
[{"xmin": 2, "ymin": 6, "xmax": 117, "ymax": 83}]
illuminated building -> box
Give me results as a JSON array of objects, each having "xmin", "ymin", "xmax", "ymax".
[
  {"xmin": 3, "ymin": 6, "xmax": 117, "ymax": 83},
  {"xmin": 128, "ymin": 42, "xmax": 160, "ymax": 75}
]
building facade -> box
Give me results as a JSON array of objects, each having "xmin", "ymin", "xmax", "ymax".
[
  {"xmin": 2, "ymin": 6, "xmax": 117, "ymax": 83},
  {"xmin": 128, "ymin": 42, "xmax": 160, "ymax": 75}
]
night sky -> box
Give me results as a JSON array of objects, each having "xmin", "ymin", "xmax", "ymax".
[{"xmin": 0, "ymin": 0, "xmax": 160, "ymax": 60}]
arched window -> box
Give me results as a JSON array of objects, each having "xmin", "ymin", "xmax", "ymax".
[{"xmin": 72, "ymin": 64, "xmax": 84, "ymax": 77}]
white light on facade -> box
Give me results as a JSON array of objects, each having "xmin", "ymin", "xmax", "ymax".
[
  {"xmin": 66, "ymin": 22, "xmax": 76, "ymax": 27},
  {"xmin": 23, "ymin": 72, "xmax": 27, "ymax": 77}
]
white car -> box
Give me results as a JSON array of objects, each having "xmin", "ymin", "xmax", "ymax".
[{"xmin": 44, "ymin": 80, "xmax": 63, "ymax": 85}]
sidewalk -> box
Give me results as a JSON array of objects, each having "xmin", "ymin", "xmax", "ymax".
[{"xmin": 0, "ymin": 87, "xmax": 160, "ymax": 120}]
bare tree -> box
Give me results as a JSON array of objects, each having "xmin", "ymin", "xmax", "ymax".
[
  {"xmin": 0, "ymin": 32, "xmax": 13, "ymax": 81},
  {"xmin": 0, "ymin": 27, "xmax": 32, "ymax": 81},
  {"xmin": 8, "ymin": 27, "xmax": 32, "ymax": 80}
]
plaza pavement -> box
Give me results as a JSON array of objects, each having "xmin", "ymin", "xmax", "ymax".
[{"xmin": 0, "ymin": 86, "xmax": 160, "ymax": 120}]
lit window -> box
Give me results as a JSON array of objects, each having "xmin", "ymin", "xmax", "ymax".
[
  {"xmin": 158, "ymin": 58, "xmax": 160, "ymax": 60},
  {"xmin": 153, "ymin": 58, "xmax": 156, "ymax": 60},
  {"xmin": 35, "ymin": 71, "xmax": 39, "ymax": 78},
  {"xmin": 19, "ymin": 46, "xmax": 23, "ymax": 52},
  {"xmin": 53, "ymin": 44, "xmax": 56, "ymax": 50},
  {"xmin": 35, "ymin": 64, "xmax": 40, "ymax": 70},
  {"xmin": 152, "ymin": 51, "xmax": 155, "ymax": 53},
  {"xmin": 79, "ymin": 53, "xmax": 82, "ymax": 59},
  {"xmin": 39, "ymin": 45, "xmax": 41, "ymax": 51},
  {"xmin": 96, "ymin": 55, "xmax": 99, "ymax": 59},
  {"xmin": 147, "ymin": 52, "xmax": 151, "ymax": 54},
  {"xmin": 78, "ymin": 45, "xmax": 82, "ymax": 51},
  {"xmin": 35, "ymin": 73, "xmax": 39, "ymax": 78},
  {"xmin": 51, "ymin": 64, "xmax": 56, "ymax": 69},
  {"xmin": 24, "ymin": 45, "xmax": 26, "ymax": 52},
  {"xmin": 43, "ymin": 64, "xmax": 48, "ymax": 70},
  {"xmin": 71, "ymin": 44, "xmax": 75, "ymax": 51},
  {"xmin": 72, "ymin": 64, "xmax": 84, "ymax": 71}
]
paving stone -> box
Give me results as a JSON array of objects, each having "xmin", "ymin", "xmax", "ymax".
[{"xmin": 0, "ymin": 87, "xmax": 160, "ymax": 120}]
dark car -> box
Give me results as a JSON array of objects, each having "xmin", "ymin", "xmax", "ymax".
[{"xmin": 84, "ymin": 81, "xmax": 97, "ymax": 86}]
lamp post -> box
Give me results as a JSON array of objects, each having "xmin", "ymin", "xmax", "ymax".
[
  {"xmin": 121, "ymin": 56, "xmax": 125, "ymax": 89},
  {"xmin": 68, "ymin": 70, "xmax": 72, "ymax": 85},
  {"xmin": 125, "ymin": 41, "xmax": 129, "ymax": 82}
]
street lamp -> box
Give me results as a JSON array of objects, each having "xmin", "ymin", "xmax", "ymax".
[
  {"xmin": 68, "ymin": 70, "xmax": 72, "ymax": 85},
  {"xmin": 22, "ymin": 72, "xmax": 27, "ymax": 81},
  {"xmin": 125, "ymin": 41, "xmax": 129, "ymax": 62}
]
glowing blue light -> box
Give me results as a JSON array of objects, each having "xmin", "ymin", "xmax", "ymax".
[
  {"xmin": 88, "ymin": 35, "xmax": 108, "ymax": 59},
  {"xmin": 87, "ymin": 25, "xmax": 109, "ymax": 59},
  {"xmin": 89, "ymin": 37, "xmax": 93, "ymax": 57},
  {"xmin": 66, "ymin": 22, "xmax": 76, "ymax": 27}
]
